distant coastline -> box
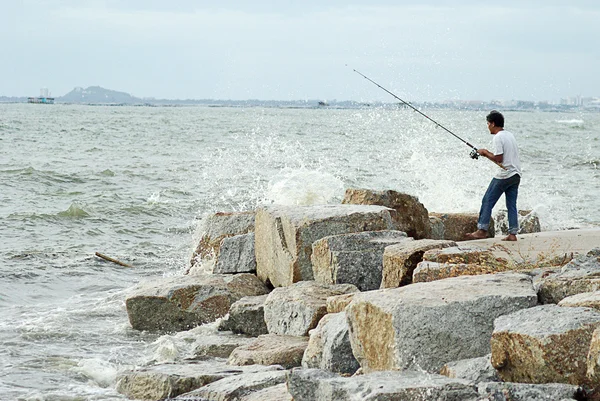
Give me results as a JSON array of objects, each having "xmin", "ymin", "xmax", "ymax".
[{"xmin": 1, "ymin": 85, "xmax": 598, "ymax": 112}]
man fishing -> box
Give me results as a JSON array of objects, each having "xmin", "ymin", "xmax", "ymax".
[{"xmin": 465, "ymin": 110, "xmax": 522, "ymax": 241}]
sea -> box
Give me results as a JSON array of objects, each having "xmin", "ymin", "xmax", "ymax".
[{"xmin": 0, "ymin": 103, "xmax": 599, "ymax": 400}]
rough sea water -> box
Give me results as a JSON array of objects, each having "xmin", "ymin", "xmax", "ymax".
[{"xmin": 0, "ymin": 103, "xmax": 598, "ymax": 399}]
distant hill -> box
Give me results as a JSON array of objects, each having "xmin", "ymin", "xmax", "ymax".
[{"xmin": 58, "ymin": 86, "xmax": 143, "ymax": 104}]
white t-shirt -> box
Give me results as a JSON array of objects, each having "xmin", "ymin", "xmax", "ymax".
[{"xmin": 492, "ymin": 129, "xmax": 521, "ymax": 179}]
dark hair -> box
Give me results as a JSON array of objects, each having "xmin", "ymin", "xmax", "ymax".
[{"xmin": 486, "ymin": 110, "xmax": 504, "ymax": 127}]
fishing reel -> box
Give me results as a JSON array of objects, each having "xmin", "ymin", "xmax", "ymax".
[{"xmin": 470, "ymin": 149, "xmax": 480, "ymax": 160}]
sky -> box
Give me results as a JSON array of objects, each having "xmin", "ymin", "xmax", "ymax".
[{"xmin": 2, "ymin": 0, "xmax": 599, "ymax": 102}]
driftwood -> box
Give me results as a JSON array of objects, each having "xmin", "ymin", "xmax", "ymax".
[{"xmin": 95, "ymin": 252, "xmax": 132, "ymax": 268}]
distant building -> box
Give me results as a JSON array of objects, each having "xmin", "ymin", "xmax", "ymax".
[{"xmin": 28, "ymin": 88, "xmax": 54, "ymax": 104}]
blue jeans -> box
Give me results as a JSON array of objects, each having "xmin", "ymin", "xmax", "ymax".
[{"xmin": 477, "ymin": 174, "xmax": 521, "ymax": 235}]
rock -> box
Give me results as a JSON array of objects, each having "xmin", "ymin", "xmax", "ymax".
[
  {"xmin": 477, "ymin": 382, "xmax": 585, "ymax": 401},
  {"xmin": 429, "ymin": 212, "xmax": 495, "ymax": 241},
  {"xmin": 191, "ymin": 333, "xmax": 255, "ymax": 359},
  {"xmin": 228, "ymin": 334, "xmax": 308, "ymax": 369},
  {"xmin": 495, "ymin": 209, "xmax": 541, "ymax": 235},
  {"xmin": 264, "ymin": 281, "xmax": 358, "ymax": 336},
  {"xmin": 213, "ymin": 233, "xmax": 256, "ymax": 274},
  {"xmin": 440, "ymin": 354, "xmax": 500, "ymax": 382},
  {"xmin": 286, "ymin": 368, "xmax": 479, "ymax": 401},
  {"xmin": 302, "ymin": 312, "xmax": 359, "ymax": 375},
  {"xmin": 586, "ymin": 327, "xmax": 600, "ymax": 385},
  {"xmin": 174, "ymin": 370, "xmax": 288, "ymax": 401},
  {"xmin": 346, "ymin": 273, "xmax": 538, "ymax": 373},
  {"xmin": 491, "ymin": 304, "xmax": 600, "ymax": 388},
  {"xmin": 255, "ymin": 204, "xmax": 396, "ymax": 287},
  {"xmin": 413, "ymin": 261, "xmax": 516, "ymax": 283},
  {"xmin": 239, "ymin": 383, "xmax": 292, "ymax": 401},
  {"xmin": 116, "ymin": 360, "xmax": 281, "ymax": 401},
  {"xmin": 559, "ymin": 291, "xmax": 600, "ymax": 310},
  {"xmin": 125, "ymin": 273, "xmax": 270, "ymax": 332},
  {"xmin": 190, "ymin": 211, "xmax": 255, "ymax": 267},
  {"xmin": 311, "ymin": 230, "xmax": 409, "ymax": 291},
  {"xmin": 341, "ymin": 188, "xmax": 431, "ymax": 239},
  {"xmin": 413, "ymin": 246, "xmax": 513, "ymax": 283},
  {"xmin": 326, "ymin": 293, "xmax": 357, "ymax": 313},
  {"xmin": 381, "ymin": 239, "xmax": 456, "ymax": 288},
  {"xmin": 423, "ymin": 246, "xmax": 501, "ymax": 265},
  {"xmin": 218, "ymin": 295, "xmax": 269, "ymax": 337},
  {"xmin": 538, "ymin": 249, "xmax": 600, "ymax": 304},
  {"xmin": 429, "ymin": 215, "xmax": 445, "ymax": 240}
]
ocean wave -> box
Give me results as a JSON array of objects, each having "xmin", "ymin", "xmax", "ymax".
[
  {"xmin": 57, "ymin": 203, "xmax": 91, "ymax": 218},
  {"xmin": 555, "ymin": 119, "xmax": 584, "ymax": 127},
  {"xmin": 0, "ymin": 166, "xmax": 86, "ymax": 184}
]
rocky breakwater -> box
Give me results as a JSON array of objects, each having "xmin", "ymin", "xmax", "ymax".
[{"xmin": 117, "ymin": 187, "xmax": 599, "ymax": 401}]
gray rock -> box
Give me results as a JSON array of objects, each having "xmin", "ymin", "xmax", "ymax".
[
  {"xmin": 381, "ymin": 239, "xmax": 456, "ymax": 288},
  {"xmin": 477, "ymin": 382, "xmax": 584, "ymax": 401},
  {"xmin": 213, "ymin": 233, "xmax": 256, "ymax": 274},
  {"xmin": 191, "ymin": 332, "xmax": 255, "ymax": 359},
  {"xmin": 341, "ymin": 188, "xmax": 431, "ymax": 239},
  {"xmin": 125, "ymin": 273, "xmax": 269, "ymax": 332},
  {"xmin": 429, "ymin": 212, "xmax": 495, "ymax": 241},
  {"xmin": 302, "ymin": 312, "xmax": 359, "ymax": 375},
  {"xmin": 239, "ymin": 383, "xmax": 292, "ymax": 401},
  {"xmin": 174, "ymin": 370, "xmax": 288, "ymax": 400},
  {"xmin": 116, "ymin": 360, "xmax": 281, "ymax": 401},
  {"xmin": 440, "ymin": 354, "xmax": 500, "ymax": 382},
  {"xmin": 255, "ymin": 204, "xmax": 396, "ymax": 287},
  {"xmin": 190, "ymin": 211, "xmax": 255, "ymax": 267},
  {"xmin": 346, "ymin": 273, "xmax": 538, "ymax": 373},
  {"xmin": 429, "ymin": 215, "xmax": 445, "ymax": 240},
  {"xmin": 538, "ymin": 249, "xmax": 600, "ymax": 304},
  {"xmin": 491, "ymin": 304, "xmax": 600, "ymax": 387},
  {"xmin": 218, "ymin": 294, "xmax": 269, "ymax": 337},
  {"xmin": 228, "ymin": 334, "xmax": 309, "ymax": 369},
  {"xmin": 311, "ymin": 230, "xmax": 409, "ymax": 291},
  {"xmin": 264, "ymin": 281, "xmax": 358, "ymax": 336},
  {"xmin": 287, "ymin": 368, "xmax": 479, "ymax": 401}
]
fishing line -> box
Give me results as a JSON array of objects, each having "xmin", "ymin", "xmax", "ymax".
[{"xmin": 351, "ymin": 67, "xmax": 506, "ymax": 169}]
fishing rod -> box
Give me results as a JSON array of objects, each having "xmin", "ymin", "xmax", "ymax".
[{"xmin": 352, "ymin": 68, "xmax": 506, "ymax": 170}]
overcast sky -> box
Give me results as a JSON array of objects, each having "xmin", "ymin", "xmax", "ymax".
[{"xmin": 2, "ymin": 1, "xmax": 599, "ymax": 101}]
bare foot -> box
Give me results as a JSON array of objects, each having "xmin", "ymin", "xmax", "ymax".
[
  {"xmin": 502, "ymin": 234, "xmax": 518, "ymax": 241},
  {"xmin": 465, "ymin": 229, "xmax": 488, "ymax": 240}
]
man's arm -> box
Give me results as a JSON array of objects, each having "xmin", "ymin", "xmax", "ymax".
[{"xmin": 477, "ymin": 148, "xmax": 503, "ymax": 164}]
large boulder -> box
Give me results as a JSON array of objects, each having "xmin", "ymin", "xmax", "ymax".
[
  {"xmin": 491, "ymin": 304, "xmax": 600, "ymax": 388},
  {"xmin": 429, "ymin": 212, "xmax": 495, "ymax": 241},
  {"xmin": 346, "ymin": 273, "xmax": 538, "ymax": 373},
  {"xmin": 228, "ymin": 334, "xmax": 308, "ymax": 369},
  {"xmin": 174, "ymin": 370, "xmax": 288, "ymax": 401},
  {"xmin": 125, "ymin": 274, "xmax": 269, "ymax": 332},
  {"xmin": 477, "ymin": 382, "xmax": 585, "ymax": 401},
  {"xmin": 116, "ymin": 360, "xmax": 281, "ymax": 401},
  {"xmin": 263, "ymin": 281, "xmax": 358, "ymax": 336},
  {"xmin": 255, "ymin": 204, "xmax": 396, "ymax": 287},
  {"xmin": 286, "ymin": 368, "xmax": 479, "ymax": 401},
  {"xmin": 326, "ymin": 293, "xmax": 357, "ymax": 313},
  {"xmin": 302, "ymin": 312, "xmax": 359, "ymax": 375},
  {"xmin": 440, "ymin": 354, "xmax": 500, "ymax": 382},
  {"xmin": 190, "ymin": 211, "xmax": 255, "ymax": 267},
  {"xmin": 311, "ymin": 230, "xmax": 409, "ymax": 291},
  {"xmin": 213, "ymin": 233, "xmax": 256, "ymax": 274},
  {"xmin": 218, "ymin": 294, "xmax": 269, "ymax": 337},
  {"xmin": 559, "ymin": 291, "xmax": 600, "ymax": 309},
  {"xmin": 341, "ymin": 188, "xmax": 431, "ymax": 239},
  {"xmin": 538, "ymin": 248, "xmax": 600, "ymax": 304},
  {"xmin": 413, "ymin": 246, "xmax": 512, "ymax": 283},
  {"xmin": 381, "ymin": 239, "xmax": 455, "ymax": 288},
  {"xmin": 191, "ymin": 333, "xmax": 255, "ymax": 359}
]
